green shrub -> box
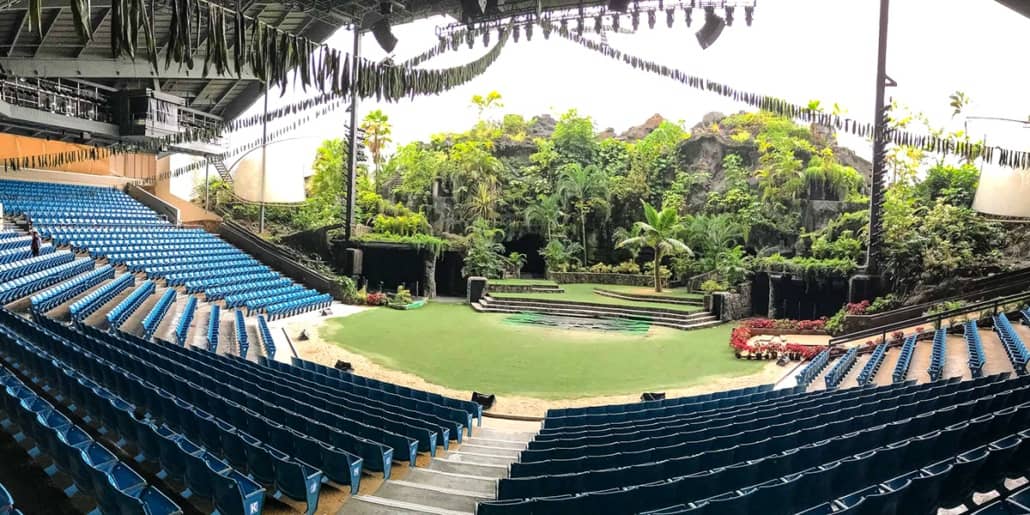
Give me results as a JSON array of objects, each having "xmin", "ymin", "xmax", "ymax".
[
  {"xmin": 392, "ymin": 285, "xmax": 414, "ymax": 306},
  {"xmin": 701, "ymin": 279, "xmax": 729, "ymax": 294},
  {"xmin": 867, "ymin": 294, "xmax": 901, "ymax": 314},
  {"xmin": 613, "ymin": 261, "xmax": 641, "ymax": 274},
  {"xmin": 589, "ymin": 262, "xmax": 614, "ymax": 274}
]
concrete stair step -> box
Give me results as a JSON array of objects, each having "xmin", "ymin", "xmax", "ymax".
[
  {"xmin": 472, "ymin": 427, "xmax": 537, "ymax": 442},
  {"xmin": 402, "ymin": 469, "xmax": 497, "ymax": 497},
  {"xmin": 457, "ymin": 444, "xmax": 520, "ymax": 458},
  {"xmin": 428, "ymin": 457, "xmax": 509, "ymax": 478},
  {"xmin": 478, "ymin": 302, "xmax": 709, "ymax": 324},
  {"xmin": 344, "ymin": 495, "xmax": 472, "ymax": 515},
  {"xmin": 446, "ymin": 451, "xmax": 516, "ymax": 467},
  {"xmin": 482, "ymin": 295, "xmax": 711, "ymax": 318},
  {"xmin": 463, "ymin": 436, "xmax": 527, "ymax": 449},
  {"xmin": 593, "ymin": 288, "xmax": 703, "ymax": 306},
  {"xmin": 475, "ymin": 304, "xmax": 722, "ymax": 332},
  {"xmin": 373, "ymin": 480, "xmax": 488, "ymax": 513}
]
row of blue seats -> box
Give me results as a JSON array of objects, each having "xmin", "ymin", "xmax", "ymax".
[
  {"xmin": 174, "ymin": 297, "xmax": 197, "ymax": 347},
  {"xmin": 795, "ymin": 350, "xmax": 830, "ymax": 387},
  {"xmin": 264, "ymin": 294, "xmax": 333, "ymax": 320},
  {"xmin": 511, "ymin": 377, "xmax": 1010, "ymax": 480},
  {"xmin": 40, "ymin": 225, "xmax": 198, "ymax": 236},
  {"xmin": 256, "ymin": 316, "xmax": 276, "ymax": 360},
  {"xmin": 142, "ymin": 289, "xmax": 176, "ymax": 341},
  {"xmin": 246, "ymin": 289, "xmax": 319, "ymax": 312},
  {"xmin": 289, "ymin": 358, "xmax": 482, "ymax": 425},
  {"xmin": 98, "ymin": 246, "xmax": 238, "ymax": 262},
  {"xmin": 0, "ymin": 259, "xmax": 94, "ymax": 305},
  {"xmin": 227, "ymin": 285, "xmax": 305, "ymax": 309},
  {"xmin": 0, "ymin": 363, "xmax": 181, "ymax": 514},
  {"xmin": 31, "ymin": 218, "xmax": 165, "ymax": 226},
  {"xmin": 0, "ymin": 314, "xmax": 268, "ymax": 514},
  {"xmin": 857, "ymin": 343, "xmax": 888, "ymax": 386},
  {"xmin": 207, "ymin": 305, "xmax": 221, "ymax": 353},
  {"xmin": 969, "ymin": 483, "xmax": 1030, "ymax": 514},
  {"xmin": 166, "ymin": 264, "xmax": 271, "ymax": 288},
  {"xmin": 147, "ymin": 258, "xmax": 262, "ymax": 279},
  {"xmin": 545, "ymin": 385, "xmax": 773, "ymax": 420},
  {"xmin": 0, "ymin": 243, "xmax": 54, "ymax": 264},
  {"xmin": 106, "ymin": 280, "xmax": 155, "ymax": 331},
  {"xmin": 893, "ymin": 335, "xmax": 918, "ymax": 383},
  {"xmin": 542, "ymin": 384, "xmax": 806, "ymax": 432},
  {"xmin": 994, "ymin": 315, "xmax": 1029, "ymax": 375},
  {"xmin": 30, "ymin": 265, "xmax": 114, "ymax": 313},
  {"xmin": 264, "ymin": 358, "xmax": 472, "ymax": 439},
  {"xmin": 825, "ymin": 347, "xmax": 859, "ymax": 389},
  {"xmin": 234, "ymin": 311, "xmax": 249, "ymax": 359},
  {"xmin": 0, "ymin": 237, "xmax": 32, "ymax": 252},
  {"xmin": 480, "ymin": 377, "xmax": 1030, "ymax": 514},
  {"xmin": 69, "ymin": 273, "xmax": 134, "ymax": 323},
  {"xmin": 54, "ymin": 319, "xmax": 388, "ymax": 481},
  {"xmin": 184, "ymin": 272, "xmax": 285, "ymax": 296},
  {"xmin": 207, "ymin": 278, "xmax": 293, "ymax": 301},
  {"xmin": 929, "ymin": 329, "xmax": 948, "ymax": 382},
  {"xmin": 0, "ymin": 230, "xmax": 23, "ymax": 240},
  {"xmin": 0, "ymin": 251, "xmax": 73, "ymax": 282},
  {"xmin": 25, "ymin": 212, "xmax": 161, "ymax": 222},
  {"xmin": 966, "ymin": 321, "xmax": 987, "ymax": 378}
]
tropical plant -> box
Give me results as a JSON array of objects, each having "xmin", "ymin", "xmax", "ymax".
[
  {"xmin": 507, "ymin": 252, "xmax": 527, "ymax": 279},
  {"xmin": 462, "ymin": 219, "xmax": 507, "ymax": 278},
  {"xmin": 617, "ymin": 201, "xmax": 692, "ymax": 292},
  {"xmin": 360, "ymin": 110, "xmax": 392, "ymax": 186},
  {"xmin": 471, "ymin": 91, "xmax": 504, "ymax": 120},
  {"xmin": 557, "ymin": 163, "xmax": 609, "ymax": 264},
  {"xmin": 524, "ymin": 194, "xmax": 565, "ymax": 240},
  {"xmin": 540, "ymin": 239, "xmax": 583, "ymax": 273}
]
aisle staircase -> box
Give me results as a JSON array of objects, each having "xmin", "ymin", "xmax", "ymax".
[
  {"xmin": 472, "ymin": 295, "xmax": 721, "ymax": 331},
  {"xmin": 345, "ymin": 426, "xmax": 536, "ymax": 514}
]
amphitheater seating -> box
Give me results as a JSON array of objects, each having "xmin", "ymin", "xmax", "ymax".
[
  {"xmin": 29, "ymin": 264, "xmax": 113, "ymax": 314},
  {"xmin": 105, "ymin": 280, "xmax": 154, "ymax": 330},
  {"xmin": 0, "ymin": 258, "xmax": 94, "ymax": 305},
  {"xmin": 68, "ymin": 273, "xmax": 134, "ymax": 323},
  {"xmin": 929, "ymin": 328, "xmax": 947, "ymax": 382},
  {"xmin": 141, "ymin": 289, "xmax": 176, "ymax": 341},
  {"xmin": 546, "ymin": 384, "xmax": 772, "ymax": 420},
  {"xmin": 824, "ymin": 346, "xmax": 858, "ymax": 389},
  {"xmin": 857, "ymin": 342, "xmax": 888, "ymax": 386},
  {"xmin": 256, "ymin": 316, "xmax": 276, "ymax": 360},
  {"xmin": 480, "ymin": 372, "xmax": 1030, "ymax": 514},
  {"xmin": 173, "ymin": 297, "xmax": 197, "ymax": 347},
  {"xmin": 893, "ymin": 334, "xmax": 918, "ymax": 383},
  {"xmin": 994, "ymin": 314, "xmax": 1029, "ymax": 375},
  {"xmin": 0, "ymin": 251, "xmax": 74, "ymax": 283},
  {"xmin": 234, "ymin": 310, "xmax": 249, "ymax": 359},
  {"xmin": 966, "ymin": 321, "xmax": 987, "ymax": 378},
  {"xmin": 0, "ymin": 243, "xmax": 54, "ymax": 264},
  {"xmin": 207, "ymin": 305, "xmax": 220, "ymax": 353},
  {"xmin": 796, "ymin": 349, "xmax": 830, "ymax": 387},
  {"xmin": 288, "ymin": 357, "xmax": 484, "ymax": 427},
  {"xmin": 0, "ymin": 180, "xmax": 332, "ymax": 319},
  {"xmin": 0, "ymin": 362, "xmax": 181, "ymax": 514}
]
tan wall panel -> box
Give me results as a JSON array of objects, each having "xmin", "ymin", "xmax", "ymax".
[
  {"xmin": 0, "ymin": 134, "xmax": 156, "ymax": 181},
  {"xmin": 973, "ymin": 166, "xmax": 1030, "ymax": 218}
]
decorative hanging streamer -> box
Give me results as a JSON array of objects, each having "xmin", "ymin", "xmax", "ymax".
[{"xmin": 551, "ymin": 25, "xmax": 1030, "ymax": 170}]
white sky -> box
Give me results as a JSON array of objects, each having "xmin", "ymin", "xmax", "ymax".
[{"xmin": 228, "ymin": 0, "xmax": 1030, "ymax": 176}]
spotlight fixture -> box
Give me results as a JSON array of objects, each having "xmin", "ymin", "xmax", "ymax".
[
  {"xmin": 724, "ymin": 6, "xmax": 734, "ymax": 26},
  {"xmin": 631, "ymin": 10, "xmax": 639, "ymax": 30},
  {"xmin": 594, "ymin": 14, "xmax": 603, "ymax": 33},
  {"xmin": 525, "ymin": 21, "xmax": 534, "ymax": 40},
  {"xmin": 512, "ymin": 23, "xmax": 520, "ymax": 42},
  {"xmin": 665, "ymin": 7, "xmax": 674, "ymax": 27},
  {"xmin": 361, "ymin": 11, "xmax": 398, "ymax": 53},
  {"xmin": 576, "ymin": 16, "xmax": 584, "ymax": 35},
  {"xmin": 695, "ymin": 6, "xmax": 725, "ymax": 49},
  {"xmin": 466, "ymin": 29, "xmax": 475, "ymax": 48},
  {"xmin": 483, "ymin": 28, "xmax": 491, "ymax": 45},
  {"xmin": 684, "ymin": 6, "xmax": 692, "ymax": 26},
  {"xmin": 745, "ymin": 5, "xmax": 754, "ymax": 26},
  {"xmin": 607, "ymin": 0, "xmax": 629, "ymax": 12},
  {"xmin": 611, "ymin": 12, "xmax": 620, "ymax": 30},
  {"xmin": 647, "ymin": 9, "xmax": 655, "ymax": 29}
]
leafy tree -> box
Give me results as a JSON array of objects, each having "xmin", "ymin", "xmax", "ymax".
[
  {"xmin": 557, "ymin": 163, "xmax": 609, "ymax": 264},
  {"xmin": 916, "ymin": 163, "xmax": 979, "ymax": 208},
  {"xmin": 618, "ymin": 201, "xmax": 692, "ymax": 292},
  {"xmin": 462, "ymin": 219, "xmax": 507, "ymax": 278},
  {"xmin": 524, "ymin": 194, "xmax": 565, "ymax": 240},
  {"xmin": 552, "ymin": 109, "xmax": 598, "ymax": 166},
  {"xmin": 360, "ymin": 110, "xmax": 392, "ymax": 186},
  {"xmin": 540, "ymin": 239, "xmax": 583, "ymax": 273},
  {"xmin": 507, "ymin": 252, "xmax": 527, "ymax": 278},
  {"xmin": 471, "ymin": 91, "xmax": 504, "ymax": 120}
]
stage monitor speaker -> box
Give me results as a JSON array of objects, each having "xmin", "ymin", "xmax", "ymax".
[
  {"xmin": 346, "ymin": 248, "xmax": 363, "ymax": 276},
  {"xmin": 641, "ymin": 392, "xmax": 666, "ymax": 402},
  {"xmin": 468, "ymin": 276, "xmax": 488, "ymax": 304},
  {"xmin": 472, "ymin": 391, "xmax": 496, "ymax": 410}
]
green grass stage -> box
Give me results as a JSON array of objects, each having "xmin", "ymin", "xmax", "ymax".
[
  {"xmin": 487, "ymin": 278, "xmax": 559, "ymax": 286},
  {"xmin": 321, "ymin": 303, "xmax": 763, "ymax": 399},
  {"xmin": 597, "ymin": 284, "xmax": 704, "ymax": 299},
  {"xmin": 491, "ymin": 283, "xmax": 704, "ymax": 313}
]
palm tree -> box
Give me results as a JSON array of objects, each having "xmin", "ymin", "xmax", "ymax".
[
  {"xmin": 507, "ymin": 252, "xmax": 527, "ymax": 278},
  {"xmin": 557, "ymin": 163, "xmax": 609, "ymax": 264},
  {"xmin": 618, "ymin": 201, "xmax": 692, "ymax": 292},
  {"xmin": 464, "ymin": 182, "xmax": 500, "ymax": 223},
  {"xmin": 360, "ymin": 109, "xmax": 392, "ymax": 186},
  {"xmin": 524, "ymin": 194, "xmax": 565, "ymax": 240}
]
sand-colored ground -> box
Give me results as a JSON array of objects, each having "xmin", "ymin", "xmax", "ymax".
[{"xmin": 280, "ymin": 312, "xmax": 794, "ymax": 418}]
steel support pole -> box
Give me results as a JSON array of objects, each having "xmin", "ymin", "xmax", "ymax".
[
  {"xmin": 259, "ymin": 80, "xmax": 269, "ymax": 234},
  {"xmin": 204, "ymin": 160, "xmax": 210, "ymax": 211},
  {"xmin": 344, "ymin": 27, "xmax": 361, "ymax": 241},
  {"xmin": 864, "ymin": 0, "xmax": 890, "ymax": 275}
]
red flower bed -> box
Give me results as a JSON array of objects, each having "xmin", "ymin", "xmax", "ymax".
[
  {"xmin": 366, "ymin": 292, "xmax": 389, "ymax": 306},
  {"xmin": 729, "ymin": 324, "xmax": 822, "ymax": 360},
  {"xmin": 740, "ymin": 317, "xmax": 827, "ymax": 333},
  {"xmin": 846, "ymin": 300, "xmax": 871, "ymax": 315}
]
